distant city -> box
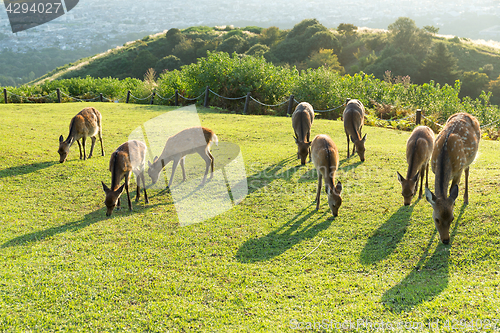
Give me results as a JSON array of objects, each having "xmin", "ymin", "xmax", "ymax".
[{"xmin": 0, "ymin": 0, "xmax": 500, "ymax": 53}]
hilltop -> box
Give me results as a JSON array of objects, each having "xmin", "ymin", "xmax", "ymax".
[{"xmin": 28, "ymin": 18, "xmax": 500, "ymax": 104}]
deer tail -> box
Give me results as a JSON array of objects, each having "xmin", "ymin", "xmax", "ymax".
[{"xmin": 211, "ymin": 133, "xmax": 219, "ymax": 147}]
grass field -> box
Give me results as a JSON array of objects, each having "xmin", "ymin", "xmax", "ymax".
[{"xmin": 0, "ymin": 103, "xmax": 499, "ymax": 331}]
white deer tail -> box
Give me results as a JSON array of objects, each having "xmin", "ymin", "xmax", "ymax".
[{"xmin": 211, "ymin": 133, "xmax": 219, "ymax": 147}]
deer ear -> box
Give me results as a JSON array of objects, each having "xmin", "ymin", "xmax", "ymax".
[
  {"xmin": 362, "ymin": 133, "xmax": 367, "ymax": 142},
  {"xmin": 350, "ymin": 135, "xmax": 355, "ymax": 143},
  {"xmin": 153, "ymin": 156, "xmax": 158, "ymax": 163},
  {"xmin": 449, "ymin": 184, "xmax": 459, "ymax": 201},
  {"xmin": 293, "ymin": 136, "xmax": 298, "ymax": 144},
  {"xmin": 411, "ymin": 171, "xmax": 419, "ymax": 183},
  {"xmin": 425, "ymin": 187, "xmax": 436, "ymax": 206},
  {"xmin": 335, "ymin": 181, "xmax": 342, "ymax": 194},
  {"xmin": 59, "ymin": 135, "xmax": 64, "ymax": 143},
  {"xmin": 116, "ymin": 183, "xmax": 125, "ymax": 196},
  {"xmin": 397, "ymin": 171, "xmax": 405, "ymax": 183},
  {"xmin": 102, "ymin": 181, "xmax": 110, "ymax": 193},
  {"xmin": 306, "ymin": 141, "xmax": 312, "ymax": 147},
  {"xmin": 148, "ymin": 160, "xmax": 152, "ymax": 168}
]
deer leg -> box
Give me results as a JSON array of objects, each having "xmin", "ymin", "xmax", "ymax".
[
  {"xmin": 346, "ymin": 134, "xmax": 350, "ymax": 158},
  {"xmin": 125, "ymin": 175, "xmax": 132, "ymax": 211},
  {"xmin": 418, "ymin": 166, "xmax": 424, "ymax": 199},
  {"xmin": 99, "ymin": 130, "xmax": 105, "ymax": 156},
  {"xmin": 315, "ymin": 174, "xmax": 322, "ymax": 210},
  {"xmin": 425, "ymin": 163, "xmax": 429, "ymax": 189},
  {"xmin": 142, "ymin": 172, "xmax": 149, "ymax": 204},
  {"xmin": 179, "ymin": 156, "xmax": 187, "ymax": 182},
  {"xmin": 207, "ymin": 149, "xmax": 214, "ymax": 178},
  {"xmin": 88, "ymin": 136, "xmax": 96, "ymax": 159},
  {"xmin": 82, "ymin": 137, "xmax": 87, "ymax": 160},
  {"xmin": 352, "ymin": 143, "xmax": 356, "ymax": 157},
  {"xmin": 168, "ymin": 158, "xmax": 180, "ymax": 188},
  {"xmin": 135, "ymin": 172, "xmax": 140, "ymax": 202},
  {"xmin": 464, "ymin": 166, "xmax": 469, "ymax": 204},
  {"xmin": 200, "ymin": 152, "xmax": 212, "ymax": 184},
  {"xmin": 77, "ymin": 140, "xmax": 83, "ymax": 159}
]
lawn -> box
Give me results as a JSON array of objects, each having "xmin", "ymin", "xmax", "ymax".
[{"xmin": 0, "ymin": 103, "xmax": 499, "ymax": 331}]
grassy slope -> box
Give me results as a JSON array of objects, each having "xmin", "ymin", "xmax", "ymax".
[{"xmin": 0, "ymin": 103, "xmax": 499, "ymax": 331}]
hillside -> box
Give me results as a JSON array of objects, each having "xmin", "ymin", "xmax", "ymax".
[{"xmin": 29, "ymin": 18, "xmax": 500, "ymax": 104}]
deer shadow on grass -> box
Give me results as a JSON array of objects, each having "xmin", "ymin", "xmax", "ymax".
[
  {"xmin": 246, "ymin": 155, "xmax": 303, "ymax": 196},
  {"xmin": 360, "ymin": 201, "xmax": 417, "ymax": 264},
  {"xmin": 0, "ymin": 161, "xmax": 57, "ymax": 179},
  {"xmin": 381, "ymin": 204, "xmax": 465, "ymax": 312},
  {"xmin": 1, "ymin": 209, "xmax": 104, "ymax": 248},
  {"xmin": 235, "ymin": 204, "xmax": 332, "ymax": 263}
]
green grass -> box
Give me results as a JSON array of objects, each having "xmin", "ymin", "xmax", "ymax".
[{"xmin": 0, "ymin": 103, "xmax": 499, "ymax": 331}]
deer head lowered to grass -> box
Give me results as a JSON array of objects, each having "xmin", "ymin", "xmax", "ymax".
[
  {"xmin": 101, "ymin": 140, "xmax": 148, "ymax": 216},
  {"xmin": 311, "ymin": 134, "xmax": 342, "ymax": 217},
  {"xmin": 397, "ymin": 125, "xmax": 435, "ymax": 206},
  {"xmin": 58, "ymin": 107, "xmax": 104, "ymax": 163},
  {"xmin": 343, "ymin": 98, "xmax": 367, "ymax": 161},
  {"xmin": 425, "ymin": 112, "xmax": 480, "ymax": 244},
  {"xmin": 148, "ymin": 126, "xmax": 218, "ymax": 188},
  {"xmin": 292, "ymin": 102, "xmax": 314, "ymax": 165}
]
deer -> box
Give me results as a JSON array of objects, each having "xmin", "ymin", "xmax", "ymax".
[
  {"xmin": 311, "ymin": 134, "xmax": 343, "ymax": 217},
  {"xmin": 58, "ymin": 107, "xmax": 104, "ymax": 163},
  {"xmin": 101, "ymin": 140, "xmax": 149, "ymax": 216},
  {"xmin": 292, "ymin": 102, "xmax": 315, "ymax": 165},
  {"xmin": 397, "ymin": 125, "xmax": 435, "ymax": 206},
  {"xmin": 343, "ymin": 98, "xmax": 367, "ymax": 161},
  {"xmin": 148, "ymin": 126, "xmax": 218, "ymax": 187},
  {"xmin": 425, "ymin": 112, "xmax": 480, "ymax": 244}
]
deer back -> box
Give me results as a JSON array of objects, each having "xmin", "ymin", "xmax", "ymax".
[
  {"xmin": 431, "ymin": 113, "xmax": 480, "ymax": 196},
  {"xmin": 311, "ymin": 134, "xmax": 342, "ymax": 215},
  {"xmin": 292, "ymin": 102, "xmax": 314, "ymax": 165},
  {"xmin": 398, "ymin": 126, "xmax": 434, "ymax": 205},
  {"xmin": 343, "ymin": 99, "xmax": 364, "ymax": 140},
  {"xmin": 426, "ymin": 112, "xmax": 480, "ymax": 244}
]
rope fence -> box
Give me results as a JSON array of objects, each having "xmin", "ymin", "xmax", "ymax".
[{"xmin": 2, "ymin": 87, "xmax": 499, "ymax": 132}]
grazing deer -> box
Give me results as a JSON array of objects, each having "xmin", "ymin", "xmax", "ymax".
[
  {"xmin": 292, "ymin": 102, "xmax": 315, "ymax": 165},
  {"xmin": 148, "ymin": 126, "xmax": 218, "ymax": 187},
  {"xmin": 58, "ymin": 107, "xmax": 104, "ymax": 163},
  {"xmin": 311, "ymin": 134, "xmax": 343, "ymax": 217},
  {"xmin": 425, "ymin": 112, "xmax": 480, "ymax": 244},
  {"xmin": 343, "ymin": 99, "xmax": 367, "ymax": 161},
  {"xmin": 397, "ymin": 126, "xmax": 435, "ymax": 206},
  {"xmin": 101, "ymin": 140, "xmax": 148, "ymax": 216}
]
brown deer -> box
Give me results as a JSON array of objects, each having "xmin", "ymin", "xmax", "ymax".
[
  {"xmin": 397, "ymin": 126, "xmax": 435, "ymax": 206},
  {"xmin": 101, "ymin": 140, "xmax": 148, "ymax": 216},
  {"xmin": 58, "ymin": 107, "xmax": 104, "ymax": 163},
  {"xmin": 425, "ymin": 112, "xmax": 480, "ymax": 244},
  {"xmin": 148, "ymin": 126, "xmax": 218, "ymax": 187},
  {"xmin": 311, "ymin": 134, "xmax": 343, "ymax": 216},
  {"xmin": 292, "ymin": 102, "xmax": 315, "ymax": 165},
  {"xmin": 343, "ymin": 99, "xmax": 367, "ymax": 161}
]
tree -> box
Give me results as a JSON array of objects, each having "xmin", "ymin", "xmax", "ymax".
[
  {"xmin": 337, "ymin": 23, "xmax": 357, "ymax": 37},
  {"xmin": 217, "ymin": 35, "xmax": 249, "ymax": 54},
  {"xmin": 459, "ymin": 71, "xmax": 490, "ymax": 99},
  {"xmin": 155, "ymin": 55, "xmax": 183, "ymax": 73},
  {"xmin": 131, "ymin": 50, "xmax": 158, "ymax": 78},
  {"xmin": 305, "ymin": 49, "xmax": 344, "ymax": 74},
  {"xmin": 245, "ymin": 44, "xmax": 270, "ymax": 57},
  {"xmin": 487, "ymin": 75, "xmax": 500, "ymax": 105},
  {"xmin": 388, "ymin": 17, "xmax": 431, "ymax": 57},
  {"xmin": 259, "ymin": 26, "xmax": 284, "ymax": 47},
  {"xmin": 417, "ymin": 43, "xmax": 459, "ymax": 85},
  {"xmin": 423, "ymin": 25, "xmax": 439, "ymax": 34}
]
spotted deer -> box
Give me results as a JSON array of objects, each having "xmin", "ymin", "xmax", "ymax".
[
  {"xmin": 343, "ymin": 99, "xmax": 367, "ymax": 161},
  {"xmin": 425, "ymin": 112, "xmax": 480, "ymax": 244},
  {"xmin": 292, "ymin": 102, "xmax": 315, "ymax": 165},
  {"xmin": 58, "ymin": 107, "xmax": 104, "ymax": 163},
  {"xmin": 311, "ymin": 134, "xmax": 343, "ymax": 216},
  {"xmin": 148, "ymin": 126, "xmax": 218, "ymax": 187},
  {"xmin": 397, "ymin": 126, "xmax": 435, "ymax": 206},
  {"xmin": 101, "ymin": 140, "xmax": 148, "ymax": 216}
]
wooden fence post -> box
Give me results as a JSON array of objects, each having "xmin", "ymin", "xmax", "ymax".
[
  {"xmin": 150, "ymin": 91, "xmax": 156, "ymax": 105},
  {"xmin": 56, "ymin": 88, "xmax": 61, "ymax": 103},
  {"xmin": 175, "ymin": 89, "xmax": 179, "ymax": 106},
  {"xmin": 3, "ymin": 88, "xmax": 7, "ymax": 104},
  {"xmin": 416, "ymin": 109, "xmax": 422, "ymax": 125},
  {"xmin": 287, "ymin": 95, "xmax": 295, "ymax": 115},
  {"xmin": 243, "ymin": 92, "xmax": 251, "ymax": 115},
  {"xmin": 204, "ymin": 86, "xmax": 210, "ymax": 108},
  {"xmin": 100, "ymin": 93, "xmax": 103, "ymax": 102},
  {"xmin": 126, "ymin": 90, "xmax": 131, "ymax": 103}
]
